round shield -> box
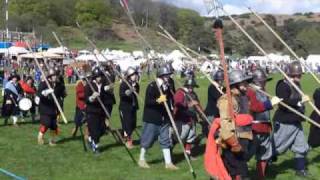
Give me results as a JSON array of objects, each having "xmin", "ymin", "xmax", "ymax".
[{"xmin": 19, "ymin": 98, "xmax": 32, "ymax": 111}]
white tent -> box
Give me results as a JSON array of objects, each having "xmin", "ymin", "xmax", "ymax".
[
  {"xmin": 200, "ymin": 61, "xmax": 214, "ymax": 74},
  {"xmin": 75, "ymin": 54, "xmax": 106, "ymax": 62},
  {"xmin": 113, "ymin": 57, "xmax": 144, "ymax": 72},
  {"xmin": 164, "ymin": 50, "xmax": 186, "ymax": 62},
  {"xmin": 8, "ymin": 46, "xmax": 29, "ymax": 56},
  {"xmin": 247, "ymin": 53, "xmax": 291, "ymax": 67},
  {"xmin": 306, "ymin": 55, "xmax": 320, "ymax": 71},
  {"xmin": 78, "ymin": 50, "xmax": 92, "ymax": 56},
  {"xmin": 19, "ymin": 52, "xmax": 62, "ymax": 59},
  {"xmin": 171, "ymin": 59, "xmax": 184, "ymax": 72},
  {"xmin": 132, "ymin": 51, "xmax": 144, "ymax": 58},
  {"xmin": 0, "ymin": 48, "xmax": 8, "ymax": 55},
  {"xmin": 47, "ymin": 46, "xmax": 69, "ymax": 55}
]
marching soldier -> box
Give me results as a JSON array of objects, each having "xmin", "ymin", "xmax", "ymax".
[
  {"xmin": 203, "ymin": 70, "xmax": 224, "ymax": 136},
  {"xmin": 247, "ymin": 69, "xmax": 282, "ymax": 179},
  {"xmin": 2, "ymin": 70, "xmax": 22, "ymax": 126},
  {"xmin": 272, "ymin": 61, "xmax": 310, "ymax": 177},
  {"xmin": 173, "ymin": 78, "xmax": 201, "ymax": 159},
  {"xmin": 217, "ymin": 70, "xmax": 254, "ymax": 179},
  {"xmin": 308, "ymin": 87, "xmax": 320, "ymax": 148},
  {"xmin": 72, "ymin": 73, "xmax": 89, "ymax": 137},
  {"xmin": 138, "ymin": 66, "xmax": 178, "ymax": 170},
  {"xmin": 119, "ymin": 67, "xmax": 139, "ymax": 149},
  {"xmin": 165, "ymin": 63, "xmax": 176, "ymax": 111},
  {"xmin": 102, "ymin": 61, "xmax": 116, "ymax": 116},
  {"xmin": 85, "ymin": 68, "xmax": 108, "ymax": 153},
  {"xmin": 37, "ymin": 69, "xmax": 61, "ymax": 146},
  {"xmin": 55, "ymin": 67, "xmax": 67, "ymax": 123},
  {"xmin": 19, "ymin": 76, "xmax": 37, "ymax": 123}
]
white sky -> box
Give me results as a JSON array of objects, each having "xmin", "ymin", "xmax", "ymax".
[{"xmin": 158, "ymin": 0, "xmax": 320, "ymax": 15}]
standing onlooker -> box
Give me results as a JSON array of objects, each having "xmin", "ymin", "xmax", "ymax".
[{"xmin": 66, "ymin": 66, "xmax": 73, "ymax": 84}]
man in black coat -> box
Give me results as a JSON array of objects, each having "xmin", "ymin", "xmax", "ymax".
[
  {"xmin": 119, "ymin": 67, "xmax": 139, "ymax": 149},
  {"xmin": 37, "ymin": 69, "xmax": 61, "ymax": 146},
  {"xmin": 55, "ymin": 67, "xmax": 67, "ymax": 123},
  {"xmin": 85, "ymin": 68, "xmax": 109, "ymax": 153},
  {"xmin": 203, "ymin": 70, "xmax": 223, "ymax": 136},
  {"xmin": 138, "ymin": 66, "xmax": 178, "ymax": 170},
  {"xmin": 2, "ymin": 71, "xmax": 22, "ymax": 126},
  {"xmin": 101, "ymin": 61, "xmax": 116, "ymax": 115},
  {"xmin": 272, "ymin": 61, "xmax": 310, "ymax": 177},
  {"xmin": 308, "ymin": 88, "xmax": 320, "ymax": 147}
]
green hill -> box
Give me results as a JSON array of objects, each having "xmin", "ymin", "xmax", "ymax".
[{"xmin": 0, "ymin": 0, "xmax": 319, "ymax": 56}]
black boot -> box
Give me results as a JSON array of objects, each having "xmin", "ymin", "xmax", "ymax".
[{"xmin": 295, "ymin": 157, "xmax": 308, "ymax": 177}]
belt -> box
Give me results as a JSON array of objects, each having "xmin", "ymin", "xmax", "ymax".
[
  {"xmin": 252, "ymin": 121, "xmax": 271, "ymax": 124},
  {"xmin": 236, "ymin": 125, "xmax": 252, "ymax": 133}
]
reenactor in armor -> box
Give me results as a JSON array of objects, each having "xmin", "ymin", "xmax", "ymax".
[
  {"xmin": 119, "ymin": 67, "xmax": 140, "ymax": 149},
  {"xmin": 138, "ymin": 66, "xmax": 178, "ymax": 170},
  {"xmin": 272, "ymin": 61, "xmax": 310, "ymax": 177}
]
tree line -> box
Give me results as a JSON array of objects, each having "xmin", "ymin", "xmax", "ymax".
[{"xmin": 0, "ymin": 0, "xmax": 319, "ymax": 57}]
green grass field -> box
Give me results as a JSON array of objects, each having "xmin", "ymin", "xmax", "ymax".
[{"xmin": 0, "ymin": 73, "xmax": 319, "ymax": 180}]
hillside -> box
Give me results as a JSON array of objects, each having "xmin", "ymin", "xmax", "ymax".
[
  {"xmin": 222, "ymin": 12, "xmax": 320, "ymax": 27},
  {"xmin": 0, "ymin": 0, "xmax": 319, "ymax": 56}
]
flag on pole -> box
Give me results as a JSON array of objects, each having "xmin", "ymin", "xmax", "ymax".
[{"xmin": 120, "ymin": 0, "xmax": 129, "ymax": 11}]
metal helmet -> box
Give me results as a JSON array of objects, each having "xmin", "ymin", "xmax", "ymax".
[
  {"xmin": 126, "ymin": 67, "xmax": 137, "ymax": 77},
  {"xmin": 47, "ymin": 68, "xmax": 56, "ymax": 77},
  {"xmin": 184, "ymin": 78, "xmax": 199, "ymax": 88},
  {"xmin": 213, "ymin": 70, "xmax": 224, "ymax": 81},
  {"xmin": 157, "ymin": 66, "xmax": 172, "ymax": 77},
  {"xmin": 165, "ymin": 63, "xmax": 174, "ymax": 74},
  {"xmin": 92, "ymin": 68, "xmax": 103, "ymax": 78},
  {"xmin": 106, "ymin": 60, "xmax": 113, "ymax": 67},
  {"xmin": 54, "ymin": 66, "xmax": 61, "ymax": 76},
  {"xmin": 252, "ymin": 68, "xmax": 272, "ymax": 83},
  {"xmin": 286, "ymin": 61, "xmax": 303, "ymax": 76},
  {"xmin": 229, "ymin": 70, "xmax": 252, "ymax": 86}
]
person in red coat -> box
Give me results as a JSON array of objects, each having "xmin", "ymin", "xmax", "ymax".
[
  {"xmin": 246, "ymin": 69, "xmax": 281, "ymax": 179},
  {"xmin": 19, "ymin": 76, "xmax": 37, "ymax": 122},
  {"xmin": 174, "ymin": 78, "xmax": 200, "ymax": 158},
  {"xmin": 72, "ymin": 74, "xmax": 88, "ymax": 137}
]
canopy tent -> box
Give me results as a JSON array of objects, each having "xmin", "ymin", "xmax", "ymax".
[
  {"xmin": 114, "ymin": 57, "xmax": 145, "ymax": 72},
  {"xmin": 33, "ymin": 44, "xmax": 51, "ymax": 52},
  {"xmin": 8, "ymin": 46, "xmax": 29, "ymax": 56},
  {"xmin": 47, "ymin": 46, "xmax": 69, "ymax": 55},
  {"xmin": 171, "ymin": 59, "xmax": 185, "ymax": 72},
  {"xmin": 78, "ymin": 50, "xmax": 92, "ymax": 56},
  {"xmin": 19, "ymin": 52, "xmax": 63, "ymax": 60},
  {"xmin": 306, "ymin": 55, "xmax": 320, "ymax": 71},
  {"xmin": 0, "ymin": 48, "xmax": 8, "ymax": 54},
  {"xmin": 132, "ymin": 51, "xmax": 144, "ymax": 58},
  {"xmin": 0, "ymin": 42, "xmax": 12, "ymax": 48},
  {"xmin": 164, "ymin": 50, "xmax": 186, "ymax": 62},
  {"xmin": 75, "ymin": 54, "xmax": 106, "ymax": 62}
]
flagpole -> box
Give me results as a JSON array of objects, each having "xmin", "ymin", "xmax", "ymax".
[{"xmin": 5, "ymin": 0, "xmax": 9, "ymax": 40}]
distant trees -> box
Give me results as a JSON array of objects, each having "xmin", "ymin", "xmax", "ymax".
[{"xmin": 0, "ymin": 0, "xmax": 319, "ymax": 55}]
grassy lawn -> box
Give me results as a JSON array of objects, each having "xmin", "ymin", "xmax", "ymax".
[{"xmin": 0, "ymin": 73, "xmax": 319, "ymax": 180}]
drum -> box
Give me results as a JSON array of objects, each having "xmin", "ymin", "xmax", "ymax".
[{"xmin": 18, "ymin": 98, "xmax": 32, "ymax": 111}]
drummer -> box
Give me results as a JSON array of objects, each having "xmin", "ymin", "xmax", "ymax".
[{"xmin": 19, "ymin": 76, "xmax": 37, "ymax": 123}]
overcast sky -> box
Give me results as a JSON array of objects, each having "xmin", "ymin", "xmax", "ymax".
[{"xmin": 159, "ymin": 0, "xmax": 320, "ymax": 15}]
